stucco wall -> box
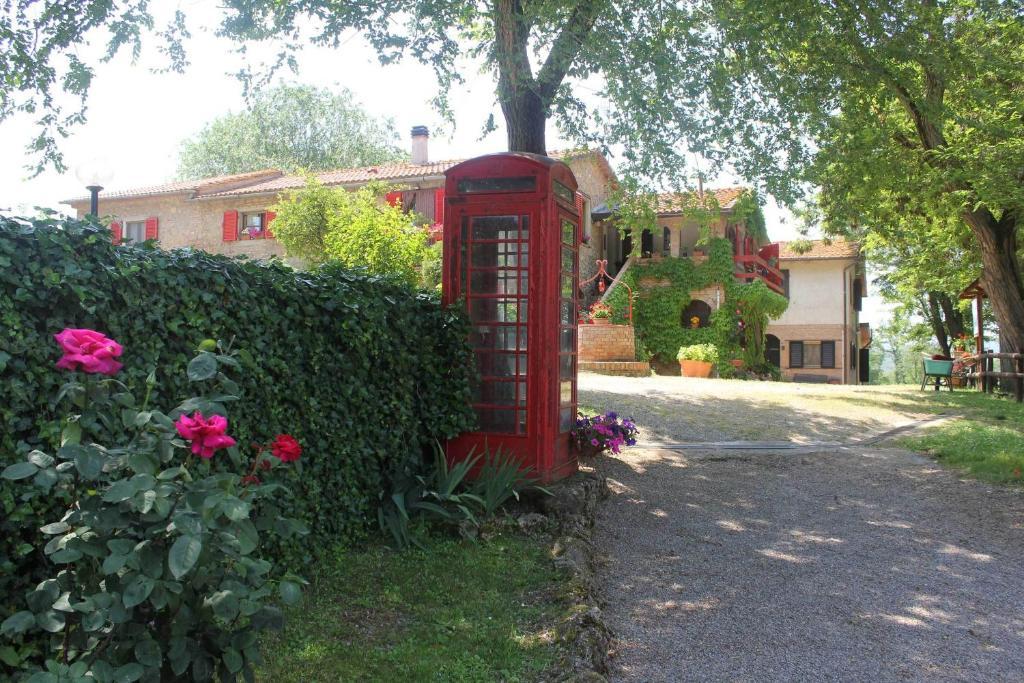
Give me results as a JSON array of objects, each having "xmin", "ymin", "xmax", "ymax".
[{"xmin": 773, "ymin": 259, "xmax": 855, "ymax": 326}]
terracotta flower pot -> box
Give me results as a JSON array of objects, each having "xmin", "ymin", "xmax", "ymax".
[
  {"xmin": 591, "ymin": 317, "xmax": 611, "ymax": 325},
  {"xmin": 679, "ymin": 360, "xmax": 714, "ymax": 378},
  {"xmin": 730, "ymin": 359, "xmax": 745, "ymax": 369}
]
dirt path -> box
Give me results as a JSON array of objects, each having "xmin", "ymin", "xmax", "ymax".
[{"xmin": 584, "ymin": 376, "xmax": 1024, "ymax": 682}]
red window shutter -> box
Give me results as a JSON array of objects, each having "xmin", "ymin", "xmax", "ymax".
[
  {"xmin": 110, "ymin": 221, "xmax": 123, "ymax": 245},
  {"xmin": 265, "ymin": 211, "xmax": 276, "ymax": 238},
  {"xmin": 222, "ymin": 210, "xmax": 239, "ymax": 242},
  {"xmin": 144, "ymin": 216, "xmax": 159, "ymax": 241},
  {"xmin": 385, "ymin": 191, "xmax": 402, "ymax": 207},
  {"xmin": 433, "ymin": 187, "xmax": 444, "ymax": 224}
]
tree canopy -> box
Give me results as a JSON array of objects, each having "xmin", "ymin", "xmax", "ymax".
[
  {"xmin": 654, "ymin": 0, "xmax": 1024, "ymax": 352},
  {"xmin": 176, "ymin": 84, "xmax": 405, "ymax": 179}
]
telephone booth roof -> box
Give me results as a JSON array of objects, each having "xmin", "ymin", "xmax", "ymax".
[{"xmin": 445, "ymin": 152, "xmax": 578, "ymax": 193}]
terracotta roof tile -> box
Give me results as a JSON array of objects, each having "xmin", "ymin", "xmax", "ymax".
[
  {"xmin": 63, "ymin": 150, "xmax": 608, "ymax": 204},
  {"xmin": 65, "ymin": 169, "xmax": 285, "ymax": 203},
  {"xmin": 778, "ymin": 239, "xmax": 860, "ymax": 260},
  {"xmin": 656, "ymin": 187, "xmax": 748, "ymax": 213}
]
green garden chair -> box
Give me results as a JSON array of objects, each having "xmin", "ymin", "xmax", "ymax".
[{"xmin": 921, "ymin": 357, "xmax": 954, "ymax": 392}]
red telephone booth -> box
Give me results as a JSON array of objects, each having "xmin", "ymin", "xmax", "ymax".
[{"xmin": 441, "ymin": 153, "xmax": 581, "ymax": 483}]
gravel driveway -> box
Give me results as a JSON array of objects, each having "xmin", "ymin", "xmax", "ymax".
[{"xmin": 583, "ymin": 375, "xmax": 1024, "ymax": 682}]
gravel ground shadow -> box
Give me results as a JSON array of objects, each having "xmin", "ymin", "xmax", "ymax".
[{"xmin": 593, "ymin": 446, "xmax": 1024, "ymax": 682}]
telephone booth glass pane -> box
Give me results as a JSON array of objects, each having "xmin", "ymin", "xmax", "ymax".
[
  {"xmin": 558, "ymin": 215, "xmax": 578, "ymax": 432},
  {"xmin": 463, "ymin": 214, "xmax": 530, "ymax": 434}
]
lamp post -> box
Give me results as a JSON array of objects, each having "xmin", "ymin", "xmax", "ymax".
[
  {"xmin": 74, "ymin": 159, "xmax": 114, "ymax": 218},
  {"xmin": 86, "ymin": 185, "xmax": 102, "ymax": 217}
]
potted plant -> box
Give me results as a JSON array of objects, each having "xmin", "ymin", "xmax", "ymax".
[
  {"xmin": 952, "ymin": 334, "xmax": 972, "ymax": 357},
  {"xmin": 571, "ymin": 411, "xmax": 639, "ymax": 457},
  {"xmin": 677, "ymin": 343, "xmax": 719, "ymax": 378},
  {"xmin": 589, "ymin": 301, "xmax": 614, "ymax": 325}
]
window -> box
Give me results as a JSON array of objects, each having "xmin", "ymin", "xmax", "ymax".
[
  {"xmin": 853, "ymin": 279, "xmax": 863, "ymax": 311},
  {"xmin": 662, "ymin": 227, "xmax": 671, "ymax": 257},
  {"xmin": 241, "ymin": 212, "xmax": 265, "ymax": 239},
  {"xmin": 790, "ymin": 340, "xmax": 835, "ymax": 369},
  {"xmin": 123, "ymin": 221, "xmax": 145, "ymax": 244},
  {"xmin": 400, "ymin": 189, "xmax": 436, "ymax": 222},
  {"xmin": 782, "ymin": 269, "xmax": 791, "ymax": 299}
]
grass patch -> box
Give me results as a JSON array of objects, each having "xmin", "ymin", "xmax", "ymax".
[
  {"xmin": 899, "ymin": 420, "xmax": 1024, "ymax": 484},
  {"xmin": 259, "ymin": 531, "xmax": 563, "ymax": 682}
]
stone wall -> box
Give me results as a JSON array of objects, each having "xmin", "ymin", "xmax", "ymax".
[{"xmin": 579, "ymin": 324, "xmax": 636, "ymax": 362}]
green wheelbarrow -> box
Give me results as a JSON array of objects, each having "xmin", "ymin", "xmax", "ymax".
[{"xmin": 921, "ymin": 358, "xmax": 954, "ymax": 391}]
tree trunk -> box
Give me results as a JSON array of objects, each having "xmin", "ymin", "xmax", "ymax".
[
  {"xmin": 937, "ymin": 292, "xmax": 967, "ymax": 341},
  {"xmin": 501, "ymin": 90, "xmax": 547, "ymax": 154},
  {"xmin": 926, "ymin": 292, "xmax": 951, "ymax": 356},
  {"xmin": 963, "ymin": 208, "xmax": 1024, "ymax": 354}
]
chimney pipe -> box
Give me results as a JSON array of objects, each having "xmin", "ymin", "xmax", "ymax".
[{"xmin": 411, "ymin": 126, "xmax": 429, "ymax": 165}]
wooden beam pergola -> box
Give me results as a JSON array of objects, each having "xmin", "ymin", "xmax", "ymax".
[{"xmin": 958, "ymin": 277, "xmax": 987, "ymax": 357}]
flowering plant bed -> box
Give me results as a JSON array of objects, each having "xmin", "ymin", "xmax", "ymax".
[
  {"xmin": 572, "ymin": 411, "xmax": 639, "ymax": 456},
  {"xmin": 0, "ymin": 330, "xmax": 308, "ymax": 680},
  {"xmin": 587, "ymin": 301, "xmax": 614, "ymax": 324}
]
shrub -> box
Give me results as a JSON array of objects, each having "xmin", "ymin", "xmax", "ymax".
[
  {"xmin": 676, "ymin": 343, "xmax": 720, "ymax": 363},
  {"xmin": 0, "ymin": 216, "xmax": 475, "ymax": 673},
  {"xmin": 1, "ymin": 335, "xmax": 306, "ymax": 682}
]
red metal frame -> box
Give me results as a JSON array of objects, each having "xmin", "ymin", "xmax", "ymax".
[
  {"xmin": 580, "ymin": 259, "xmax": 634, "ymax": 325},
  {"xmin": 441, "ymin": 153, "xmax": 581, "ymax": 483}
]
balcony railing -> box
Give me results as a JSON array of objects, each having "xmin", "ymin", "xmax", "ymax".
[{"xmin": 734, "ymin": 254, "xmax": 785, "ymax": 296}]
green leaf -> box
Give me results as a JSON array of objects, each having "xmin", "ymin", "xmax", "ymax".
[
  {"xmin": 208, "ymin": 590, "xmax": 239, "ymax": 621},
  {"xmin": 103, "ymin": 478, "xmax": 138, "ymax": 503},
  {"xmin": 39, "ymin": 521, "xmax": 69, "ymax": 535},
  {"xmin": 28, "ymin": 451, "xmax": 54, "ymax": 468},
  {"xmin": 221, "ymin": 497, "xmax": 250, "ymax": 521},
  {"xmin": 187, "ymin": 353, "xmax": 218, "ymax": 381},
  {"xmin": 49, "ymin": 548, "xmax": 83, "ymax": 563},
  {"xmin": 0, "ymin": 611, "xmax": 36, "ymax": 636},
  {"xmin": 0, "ymin": 645, "xmax": 21, "ymax": 667},
  {"xmin": 112, "ymin": 662, "xmax": 145, "ymax": 683},
  {"xmin": 74, "ymin": 446, "xmax": 104, "ymax": 480},
  {"xmin": 222, "ymin": 647, "xmax": 244, "ymax": 674},
  {"xmin": 2, "ymin": 461, "xmax": 39, "ymax": 480},
  {"xmin": 123, "ymin": 574, "xmax": 155, "ymax": 609},
  {"xmin": 134, "ymin": 638, "xmax": 161, "ymax": 667},
  {"xmin": 61, "ymin": 420, "xmax": 82, "ymax": 446},
  {"xmin": 168, "ymin": 534, "xmax": 202, "ymax": 579},
  {"xmin": 35, "ymin": 610, "xmax": 65, "ymax": 633},
  {"xmin": 279, "ymin": 580, "xmax": 302, "ymax": 606}
]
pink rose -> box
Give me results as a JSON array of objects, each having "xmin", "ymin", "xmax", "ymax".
[
  {"xmin": 175, "ymin": 411, "xmax": 237, "ymax": 459},
  {"xmin": 54, "ymin": 328, "xmax": 123, "ymax": 376}
]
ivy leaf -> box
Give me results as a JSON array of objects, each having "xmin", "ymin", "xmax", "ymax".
[
  {"xmin": 2, "ymin": 462, "xmax": 39, "ymax": 480},
  {"xmin": 187, "ymin": 353, "xmax": 218, "ymax": 381},
  {"xmin": 168, "ymin": 534, "xmax": 202, "ymax": 579}
]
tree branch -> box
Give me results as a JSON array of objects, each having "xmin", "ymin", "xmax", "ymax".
[{"xmin": 535, "ymin": 0, "xmax": 603, "ymax": 107}]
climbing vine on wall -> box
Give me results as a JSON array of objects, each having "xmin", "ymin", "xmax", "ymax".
[{"xmin": 603, "ymin": 238, "xmax": 787, "ymax": 375}]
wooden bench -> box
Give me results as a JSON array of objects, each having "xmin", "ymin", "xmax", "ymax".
[{"xmin": 793, "ymin": 373, "xmax": 830, "ymax": 384}]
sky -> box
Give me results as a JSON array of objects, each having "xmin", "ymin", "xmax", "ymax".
[{"xmin": 0, "ymin": 3, "xmax": 890, "ymax": 326}]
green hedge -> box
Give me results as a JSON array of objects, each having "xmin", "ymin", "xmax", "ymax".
[{"xmin": 0, "ymin": 216, "xmax": 475, "ymax": 650}]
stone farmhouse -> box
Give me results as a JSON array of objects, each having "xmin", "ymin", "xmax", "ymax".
[{"xmin": 65, "ymin": 132, "xmax": 867, "ymax": 383}]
